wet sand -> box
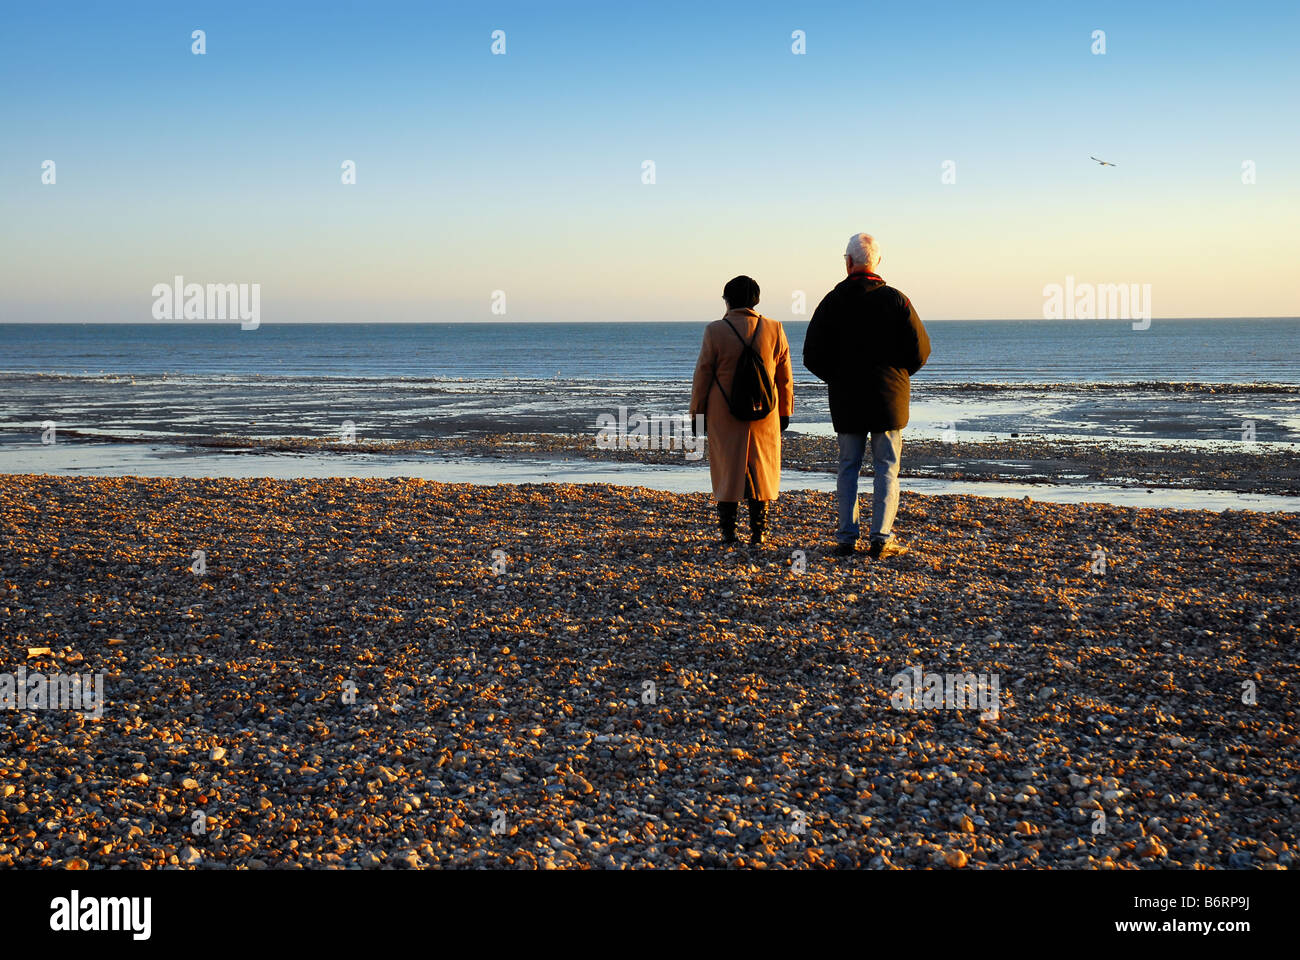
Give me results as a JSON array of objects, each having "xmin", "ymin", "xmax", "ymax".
[
  {"xmin": 34, "ymin": 430, "xmax": 1294, "ymax": 497},
  {"xmin": 1, "ymin": 476, "xmax": 1296, "ymax": 869},
  {"xmin": 6, "ymin": 369, "xmax": 1297, "ymax": 499}
]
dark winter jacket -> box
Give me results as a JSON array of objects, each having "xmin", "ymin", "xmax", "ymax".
[{"xmin": 803, "ymin": 272, "xmax": 931, "ymax": 433}]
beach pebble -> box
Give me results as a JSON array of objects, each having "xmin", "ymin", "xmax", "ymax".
[{"xmin": 1, "ymin": 475, "xmax": 1293, "ymax": 871}]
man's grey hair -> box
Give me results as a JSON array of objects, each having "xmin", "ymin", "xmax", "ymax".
[{"xmin": 845, "ymin": 233, "xmax": 881, "ymax": 270}]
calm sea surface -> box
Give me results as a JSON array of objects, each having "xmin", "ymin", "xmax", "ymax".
[
  {"xmin": 2, "ymin": 320, "xmax": 1297, "ymax": 448},
  {"xmin": 2, "ymin": 319, "xmax": 1297, "ymax": 384}
]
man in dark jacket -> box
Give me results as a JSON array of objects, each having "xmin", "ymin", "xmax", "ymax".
[{"xmin": 803, "ymin": 233, "xmax": 931, "ymax": 558}]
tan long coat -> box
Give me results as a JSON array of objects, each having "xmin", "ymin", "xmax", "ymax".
[{"xmin": 689, "ymin": 309, "xmax": 794, "ymax": 502}]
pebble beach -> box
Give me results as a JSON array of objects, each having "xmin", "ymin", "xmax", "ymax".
[{"xmin": 1, "ymin": 476, "xmax": 1296, "ymax": 869}]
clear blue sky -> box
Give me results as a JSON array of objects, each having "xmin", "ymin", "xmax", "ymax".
[{"xmin": 2, "ymin": 0, "xmax": 1297, "ymax": 322}]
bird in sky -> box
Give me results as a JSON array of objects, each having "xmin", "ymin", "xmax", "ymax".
[{"xmin": 1090, "ymin": 156, "xmax": 1118, "ymax": 166}]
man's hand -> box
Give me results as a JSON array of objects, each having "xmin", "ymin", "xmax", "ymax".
[{"xmin": 780, "ymin": 415, "xmax": 790, "ymax": 431}]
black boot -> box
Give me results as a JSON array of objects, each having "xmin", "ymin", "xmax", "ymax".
[
  {"xmin": 747, "ymin": 499, "xmax": 768, "ymax": 546},
  {"xmin": 717, "ymin": 502, "xmax": 739, "ymax": 543}
]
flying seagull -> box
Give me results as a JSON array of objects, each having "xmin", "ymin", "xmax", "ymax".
[{"xmin": 1090, "ymin": 156, "xmax": 1118, "ymax": 166}]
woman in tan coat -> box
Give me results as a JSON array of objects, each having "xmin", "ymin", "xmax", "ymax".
[{"xmin": 690, "ymin": 276, "xmax": 795, "ymax": 546}]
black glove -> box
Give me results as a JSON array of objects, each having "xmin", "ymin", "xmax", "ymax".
[{"xmin": 780, "ymin": 415, "xmax": 790, "ymax": 431}]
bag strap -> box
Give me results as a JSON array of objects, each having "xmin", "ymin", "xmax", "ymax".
[
  {"xmin": 722, "ymin": 313, "xmax": 762, "ymax": 349},
  {"xmin": 712, "ymin": 369, "xmax": 730, "ymax": 406}
]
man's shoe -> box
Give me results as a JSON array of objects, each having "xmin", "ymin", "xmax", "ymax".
[
  {"xmin": 868, "ymin": 539, "xmax": 908, "ymax": 560},
  {"xmin": 831, "ymin": 542, "xmax": 856, "ymax": 557}
]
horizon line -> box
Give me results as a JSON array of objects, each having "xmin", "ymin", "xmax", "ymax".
[{"xmin": 2, "ymin": 316, "xmax": 1297, "ymax": 325}]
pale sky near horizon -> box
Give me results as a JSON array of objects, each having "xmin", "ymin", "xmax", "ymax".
[{"xmin": 2, "ymin": 1, "xmax": 1297, "ymax": 324}]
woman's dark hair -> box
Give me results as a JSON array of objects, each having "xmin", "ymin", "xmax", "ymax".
[{"xmin": 722, "ymin": 275, "xmax": 760, "ymax": 309}]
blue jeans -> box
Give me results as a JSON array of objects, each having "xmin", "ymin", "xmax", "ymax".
[{"xmin": 836, "ymin": 431, "xmax": 902, "ymax": 545}]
